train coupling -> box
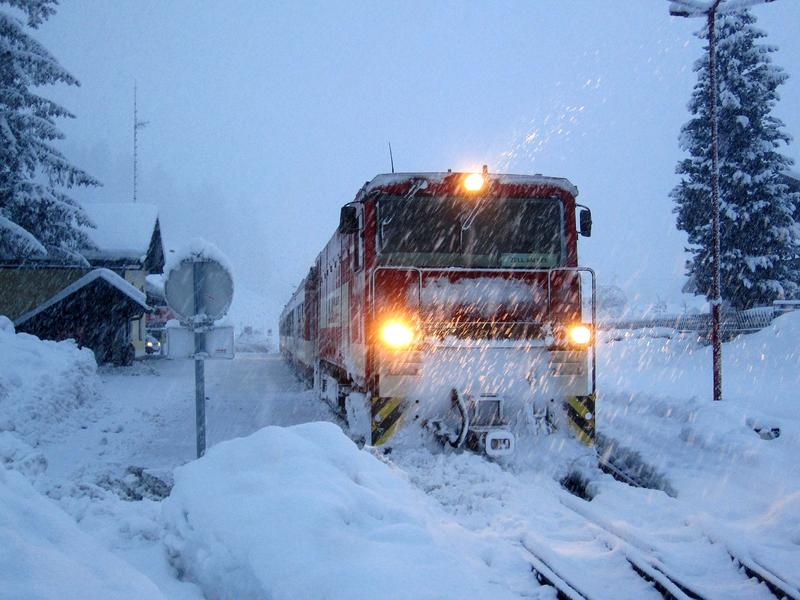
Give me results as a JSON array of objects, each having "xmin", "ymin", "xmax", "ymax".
[
  {"xmin": 471, "ymin": 428, "xmax": 515, "ymax": 458},
  {"xmin": 427, "ymin": 390, "xmax": 516, "ymax": 457},
  {"xmin": 460, "ymin": 390, "xmax": 516, "ymax": 457}
]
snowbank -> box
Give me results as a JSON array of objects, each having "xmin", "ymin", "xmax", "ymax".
[
  {"xmin": 0, "ymin": 467, "xmax": 166, "ymax": 600},
  {"xmin": 163, "ymin": 422, "xmax": 518, "ymax": 600},
  {"xmin": 0, "ymin": 432, "xmax": 47, "ymax": 478},
  {"xmin": 0, "ymin": 320, "xmax": 96, "ymax": 445},
  {"xmin": 597, "ymin": 310, "xmax": 800, "ymax": 580},
  {"xmin": 234, "ymin": 327, "xmax": 272, "ymax": 352},
  {"xmin": 599, "ymin": 310, "xmax": 800, "ymax": 418}
]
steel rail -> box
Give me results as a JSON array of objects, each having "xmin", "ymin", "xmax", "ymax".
[
  {"xmin": 591, "ymin": 453, "xmax": 799, "ymax": 599},
  {"xmin": 560, "ymin": 496, "xmax": 788, "ymax": 600},
  {"xmin": 518, "ymin": 539, "xmax": 593, "ymax": 600},
  {"xmin": 726, "ymin": 553, "xmax": 800, "ymax": 600}
]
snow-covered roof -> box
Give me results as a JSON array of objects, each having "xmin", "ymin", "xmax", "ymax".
[
  {"xmin": 164, "ymin": 238, "xmax": 233, "ymax": 279},
  {"xmin": 14, "ymin": 268, "xmax": 148, "ymax": 326},
  {"xmin": 80, "ymin": 203, "xmax": 160, "ymax": 263},
  {"xmin": 363, "ymin": 172, "xmax": 579, "ymax": 197},
  {"xmin": 145, "ymin": 273, "xmax": 165, "ymax": 298}
]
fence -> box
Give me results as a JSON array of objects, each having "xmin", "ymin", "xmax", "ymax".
[{"xmin": 601, "ymin": 305, "xmax": 786, "ymax": 337}]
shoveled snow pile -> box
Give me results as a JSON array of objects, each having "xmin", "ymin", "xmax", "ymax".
[
  {"xmin": 163, "ymin": 422, "xmax": 519, "ymax": 600},
  {"xmin": 0, "ymin": 317, "xmax": 96, "ymax": 447},
  {"xmin": 0, "ymin": 467, "xmax": 166, "ymax": 600},
  {"xmin": 0, "ymin": 317, "xmax": 172, "ymax": 600},
  {"xmin": 234, "ymin": 327, "xmax": 272, "ymax": 352}
]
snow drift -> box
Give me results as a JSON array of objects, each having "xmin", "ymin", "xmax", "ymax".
[
  {"xmin": 597, "ymin": 310, "xmax": 800, "ymax": 582},
  {"xmin": 0, "ymin": 316, "xmax": 96, "ymax": 447},
  {"xmin": 0, "ymin": 467, "xmax": 166, "ymax": 600},
  {"xmin": 163, "ymin": 422, "xmax": 518, "ymax": 600}
]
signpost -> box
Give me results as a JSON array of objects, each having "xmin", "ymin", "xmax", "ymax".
[{"xmin": 164, "ymin": 254, "xmax": 234, "ymax": 458}]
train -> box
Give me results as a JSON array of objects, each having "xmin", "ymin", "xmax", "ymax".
[{"xmin": 280, "ymin": 169, "xmax": 596, "ymax": 456}]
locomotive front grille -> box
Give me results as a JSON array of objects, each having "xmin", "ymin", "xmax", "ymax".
[
  {"xmin": 379, "ymin": 349, "xmax": 423, "ymax": 376},
  {"xmin": 421, "ymin": 320, "xmax": 545, "ymax": 340}
]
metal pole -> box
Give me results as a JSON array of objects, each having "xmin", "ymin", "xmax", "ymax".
[
  {"xmin": 192, "ymin": 261, "xmax": 207, "ymax": 457},
  {"xmin": 670, "ymin": 0, "xmax": 781, "ymax": 402},
  {"xmin": 195, "ymin": 356, "xmax": 206, "ymax": 457},
  {"xmin": 708, "ymin": 3, "xmax": 723, "ymax": 401},
  {"xmin": 133, "ymin": 83, "xmax": 138, "ymax": 203}
]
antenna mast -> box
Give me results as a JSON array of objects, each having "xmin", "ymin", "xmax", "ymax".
[
  {"xmin": 388, "ymin": 141, "xmax": 395, "ymax": 173},
  {"xmin": 133, "ymin": 83, "xmax": 148, "ymax": 202}
]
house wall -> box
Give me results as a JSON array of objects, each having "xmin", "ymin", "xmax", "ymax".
[
  {"xmin": 0, "ymin": 268, "xmax": 89, "ymax": 320},
  {"xmin": 123, "ymin": 269, "xmax": 148, "ymax": 357}
]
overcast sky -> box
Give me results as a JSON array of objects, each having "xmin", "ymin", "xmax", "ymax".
[{"xmin": 25, "ymin": 1, "xmax": 800, "ymax": 325}]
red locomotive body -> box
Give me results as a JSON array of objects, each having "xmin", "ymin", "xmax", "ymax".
[{"xmin": 281, "ymin": 171, "xmax": 595, "ymax": 454}]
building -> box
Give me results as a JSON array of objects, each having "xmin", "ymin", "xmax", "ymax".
[
  {"xmin": 79, "ymin": 203, "xmax": 165, "ymax": 356},
  {"xmin": 0, "ymin": 203, "xmax": 165, "ymax": 362}
]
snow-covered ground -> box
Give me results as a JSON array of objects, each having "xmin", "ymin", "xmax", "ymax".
[
  {"xmin": 596, "ymin": 312, "xmax": 800, "ymax": 588},
  {"xmin": 1, "ymin": 312, "xmax": 799, "ymax": 598}
]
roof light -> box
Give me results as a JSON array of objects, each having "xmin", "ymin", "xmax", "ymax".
[{"xmin": 464, "ymin": 173, "xmax": 485, "ymax": 192}]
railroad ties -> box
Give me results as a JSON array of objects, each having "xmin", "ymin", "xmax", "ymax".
[
  {"xmin": 520, "ymin": 534, "xmax": 706, "ymax": 600},
  {"xmin": 517, "ymin": 493, "xmax": 798, "ymax": 600}
]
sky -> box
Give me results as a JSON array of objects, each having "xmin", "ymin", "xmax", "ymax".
[{"xmin": 20, "ymin": 0, "xmax": 800, "ymax": 327}]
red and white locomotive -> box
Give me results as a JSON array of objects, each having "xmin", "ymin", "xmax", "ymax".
[{"xmin": 280, "ymin": 169, "xmax": 596, "ymax": 456}]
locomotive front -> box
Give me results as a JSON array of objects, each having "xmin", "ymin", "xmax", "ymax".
[{"xmin": 348, "ymin": 170, "xmax": 596, "ymax": 456}]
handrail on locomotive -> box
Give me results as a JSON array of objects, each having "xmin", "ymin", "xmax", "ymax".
[{"xmin": 370, "ymin": 265, "xmax": 597, "ymax": 395}]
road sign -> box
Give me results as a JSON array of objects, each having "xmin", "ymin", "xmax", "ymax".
[
  {"xmin": 164, "ymin": 259, "xmax": 233, "ymax": 322},
  {"xmin": 166, "ymin": 325, "xmax": 234, "ymax": 359},
  {"xmin": 163, "ymin": 252, "xmax": 234, "ymax": 459}
]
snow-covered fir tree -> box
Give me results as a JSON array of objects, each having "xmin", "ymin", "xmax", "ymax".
[
  {"xmin": 671, "ymin": 9, "xmax": 799, "ymax": 310},
  {"xmin": 0, "ymin": 0, "xmax": 98, "ymax": 259}
]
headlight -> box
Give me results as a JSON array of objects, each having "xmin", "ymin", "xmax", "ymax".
[
  {"xmin": 380, "ymin": 320, "xmax": 415, "ymax": 349},
  {"xmin": 146, "ymin": 341, "xmax": 153, "ymax": 347},
  {"xmin": 568, "ymin": 324, "xmax": 592, "ymax": 345}
]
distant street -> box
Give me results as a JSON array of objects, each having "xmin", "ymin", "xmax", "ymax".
[{"xmin": 41, "ymin": 353, "xmax": 333, "ymax": 481}]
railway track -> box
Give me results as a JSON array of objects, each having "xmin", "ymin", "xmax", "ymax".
[
  {"xmin": 522, "ymin": 540, "xmax": 592, "ymax": 600},
  {"xmin": 589, "ymin": 448, "xmax": 799, "ymax": 599},
  {"xmin": 519, "ymin": 524, "xmax": 708, "ymax": 600},
  {"xmin": 392, "ymin": 438, "xmax": 797, "ymax": 599},
  {"xmin": 727, "ymin": 552, "xmax": 800, "ymax": 600},
  {"xmin": 556, "ymin": 493, "xmax": 798, "ymax": 600}
]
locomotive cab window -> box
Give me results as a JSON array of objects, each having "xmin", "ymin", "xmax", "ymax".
[
  {"xmin": 377, "ymin": 195, "xmax": 564, "ymax": 268},
  {"xmin": 463, "ymin": 197, "xmax": 564, "ymax": 268}
]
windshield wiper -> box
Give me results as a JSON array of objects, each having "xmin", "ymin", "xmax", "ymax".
[{"xmin": 459, "ymin": 197, "xmax": 487, "ymax": 250}]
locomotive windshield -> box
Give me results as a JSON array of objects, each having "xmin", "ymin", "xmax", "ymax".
[{"xmin": 378, "ymin": 195, "xmax": 564, "ymax": 268}]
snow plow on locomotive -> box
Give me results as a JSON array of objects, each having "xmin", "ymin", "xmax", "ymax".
[{"xmin": 280, "ymin": 169, "xmax": 596, "ymax": 456}]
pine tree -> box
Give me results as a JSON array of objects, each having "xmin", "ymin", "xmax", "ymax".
[
  {"xmin": 0, "ymin": 0, "xmax": 98, "ymax": 259},
  {"xmin": 671, "ymin": 9, "xmax": 799, "ymax": 310}
]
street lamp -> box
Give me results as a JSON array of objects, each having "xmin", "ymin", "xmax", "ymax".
[{"xmin": 668, "ymin": 0, "xmax": 777, "ymax": 401}]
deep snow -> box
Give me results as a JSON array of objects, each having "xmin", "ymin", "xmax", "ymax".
[
  {"xmin": 1, "ymin": 311, "xmax": 798, "ymax": 598},
  {"xmin": 596, "ymin": 311, "xmax": 800, "ymax": 588}
]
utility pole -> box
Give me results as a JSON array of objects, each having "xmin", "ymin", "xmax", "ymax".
[
  {"xmin": 133, "ymin": 82, "xmax": 148, "ymax": 203},
  {"xmin": 669, "ymin": 0, "xmax": 779, "ymax": 401}
]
